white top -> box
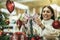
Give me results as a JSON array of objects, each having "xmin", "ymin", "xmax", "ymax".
[{"xmin": 40, "ymin": 19, "xmax": 59, "ymax": 37}]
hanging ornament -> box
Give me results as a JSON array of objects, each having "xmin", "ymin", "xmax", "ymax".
[
  {"xmin": 6, "ymin": 0, "xmax": 15, "ymax": 13},
  {"xmin": 0, "ymin": 26, "xmax": 3, "ymax": 36},
  {"xmin": 5, "ymin": 19, "xmax": 10, "ymax": 25},
  {"xmin": 35, "ymin": 36, "xmax": 41, "ymax": 40},
  {"xmin": 16, "ymin": 19, "xmax": 23, "ymax": 30},
  {"xmin": 31, "ymin": 37, "xmax": 35, "ymax": 40},
  {"xmin": 11, "ymin": 32, "xmax": 26, "ymax": 40},
  {"xmin": 0, "ymin": 31, "xmax": 3, "ymax": 36},
  {"xmin": 52, "ymin": 20, "xmax": 60, "ymax": 29}
]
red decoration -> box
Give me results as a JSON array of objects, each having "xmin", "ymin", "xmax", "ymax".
[
  {"xmin": 16, "ymin": 19, "xmax": 23, "ymax": 30},
  {"xmin": 35, "ymin": 36, "xmax": 41, "ymax": 40},
  {"xmin": 11, "ymin": 32, "xmax": 27, "ymax": 40},
  {"xmin": 52, "ymin": 20, "xmax": 60, "ymax": 29},
  {"xmin": 31, "ymin": 36, "xmax": 41, "ymax": 40},
  {"xmin": 31, "ymin": 37, "xmax": 35, "ymax": 40},
  {"xmin": 0, "ymin": 31, "xmax": 3, "ymax": 36},
  {"xmin": 6, "ymin": 0, "xmax": 15, "ymax": 13}
]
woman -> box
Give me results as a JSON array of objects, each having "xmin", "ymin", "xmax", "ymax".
[{"xmin": 34, "ymin": 5, "xmax": 59, "ymax": 40}]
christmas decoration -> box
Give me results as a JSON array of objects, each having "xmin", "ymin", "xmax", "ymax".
[
  {"xmin": 5, "ymin": 19, "xmax": 10, "ymax": 25},
  {"xmin": 11, "ymin": 32, "xmax": 27, "ymax": 40},
  {"xmin": 28, "ymin": 18, "xmax": 42, "ymax": 40},
  {"xmin": 0, "ymin": 30, "xmax": 3, "ymax": 36},
  {"xmin": 35, "ymin": 36, "xmax": 41, "ymax": 40},
  {"xmin": 6, "ymin": 0, "xmax": 15, "ymax": 13},
  {"xmin": 52, "ymin": 20, "xmax": 60, "ymax": 29},
  {"xmin": 31, "ymin": 37, "xmax": 35, "ymax": 40},
  {"xmin": 30, "ymin": 36, "xmax": 41, "ymax": 40},
  {"xmin": 0, "ymin": 27, "xmax": 10, "ymax": 40},
  {"xmin": 27, "ymin": 19, "xmax": 34, "ymax": 40},
  {"xmin": 16, "ymin": 19, "xmax": 23, "ymax": 30},
  {"xmin": 0, "ymin": 11, "xmax": 10, "ymax": 40}
]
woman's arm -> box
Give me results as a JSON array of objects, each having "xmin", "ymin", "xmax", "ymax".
[
  {"xmin": 34, "ymin": 17, "xmax": 59, "ymax": 35},
  {"xmin": 33, "ymin": 17, "xmax": 45, "ymax": 30}
]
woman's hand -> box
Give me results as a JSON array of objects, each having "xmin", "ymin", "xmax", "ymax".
[
  {"xmin": 33, "ymin": 16, "xmax": 41, "ymax": 25},
  {"xmin": 33, "ymin": 17, "xmax": 45, "ymax": 29}
]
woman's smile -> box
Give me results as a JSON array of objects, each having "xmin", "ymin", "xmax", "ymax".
[{"xmin": 42, "ymin": 7, "xmax": 53, "ymax": 20}]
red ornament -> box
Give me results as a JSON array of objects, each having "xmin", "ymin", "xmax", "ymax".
[
  {"xmin": 11, "ymin": 33, "xmax": 18, "ymax": 40},
  {"xmin": 11, "ymin": 32, "xmax": 26, "ymax": 40},
  {"xmin": 6, "ymin": 0, "xmax": 15, "ymax": 13},
  {"xmin": 35, "ymin": 36, "xmax": 41, "ymax": 40},
  {"xmin": 0, "ymin": 31, "xmax": 3, "ymax": 36},
  {"xmin": 15, "ymin": 32, "xmax": 22, "ymax": 35},
  {"xmin": 52, "ymin": 20, "xmax": 60, "ymax": 29},
  {"xmin": 16, "ymin": 19, "xmax": 23, "ymax": 30},
  {"xmin": 31, "ymin": 37, "xmax": 35, "ymax": 40}
]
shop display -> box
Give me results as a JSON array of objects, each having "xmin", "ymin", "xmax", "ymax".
[{"xmin": 1, "ymin": 0, "xmax": 60, "ymax": 40}]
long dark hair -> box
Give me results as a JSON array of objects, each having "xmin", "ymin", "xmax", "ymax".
[{"xmin": 41, "ymin": 5, "xmax": 55, "ymax": 20}]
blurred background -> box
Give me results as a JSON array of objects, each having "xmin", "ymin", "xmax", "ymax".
[{"xmin": 0, "ymin": 0, "xmax": 60, "ymax": 18}]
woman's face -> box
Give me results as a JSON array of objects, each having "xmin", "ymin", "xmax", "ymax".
[{"xmin": 42, "ymin": 7, "xmax": 53, "ymax": 20}]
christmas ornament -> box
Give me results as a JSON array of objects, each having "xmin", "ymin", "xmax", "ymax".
[
  {"xmin": 5, "ymin": 19, "xmax": 10, "ymax": 25},
  {"xmin": 31, "ymin": 36, "xmax": 41, "ymax": 40},
  {"xmin": 0, "ymin": 31, "xmax": 3, "ymax": 36},
  {"xmin": 6, "ymin": 0, "xmax": 15, "ymax": 13},
  {"xmin": 0, "ymin": 26, "xmax": 4, "ymax": 36},
  {"xmin": 35, "ymin": 36, "xmax": 41, "ymax": 40},
  {"xmin": 16, "ymin": 19, "xmax": 23, "ymax": 30},
  {"xmin": 31, "ymin": 37, "xmax": 35, "ymax": 40},
  {"xmin": 11, "ymin": 33, "xmax": 18, "ymax": 40},
  {"xmin": 11, "ymin": 32, "xmax": 27, "ymax": 40},
  {"xmin": 52, "ymin": 20, "xmax": 60, "ymax": 29}
]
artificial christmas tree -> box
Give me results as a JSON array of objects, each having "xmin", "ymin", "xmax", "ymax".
[
  {"xmin": 0, "ymin": 11, "xmax": 10, "ymax": 40},
  {"xmin": 0, "ymin": 26, "xmax": 10, "ymax": 40}
]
